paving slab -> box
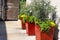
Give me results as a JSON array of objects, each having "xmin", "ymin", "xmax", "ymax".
[{"xmin": 5, "ymin": 20, "xmax": 36, "ymax": 40}]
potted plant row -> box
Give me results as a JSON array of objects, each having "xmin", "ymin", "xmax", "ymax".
[
  {"xmin": 26, "ymin": 0, "xmax": 57, "ymax": 39},
  {"xmin": 19, "ymin": 13, "xmax": 36, "ymax": 35}
]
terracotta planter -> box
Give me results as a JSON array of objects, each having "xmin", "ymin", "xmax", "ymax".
[
  {"xmin": 26, "ymin": 20, "xmax": 35, "ymax": 36},
  {"xmin": 20, "ymin": 17, "xmax": 23, "ymax": 20},
  {"xmin": 20, "ymin": 17, "xmax": 26, "ymax": 29},
  {"xmin": 35, "ymin": 24, "xmax": 54, "ymax": 40}
]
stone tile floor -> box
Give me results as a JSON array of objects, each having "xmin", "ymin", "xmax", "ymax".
[
  {"xmin": 5, "ymin": 20, "xmax": 36, "ymax": 40},
  {"xmin": 0, "ymin": 20, "xmax": 57, "ymax": 40}
]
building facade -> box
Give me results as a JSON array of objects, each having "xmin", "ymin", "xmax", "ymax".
[{"xmin": 0, "ymin": 0, "xmax": 19, "ymax": 21}]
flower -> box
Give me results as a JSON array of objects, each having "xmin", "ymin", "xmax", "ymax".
[
  {"xmin": 50, "ymin": 22, "xmax": 56, "ymax": 27},
  {"xmin": 21, "ymin": 14, "xmax": 26, "ymax": 17}
]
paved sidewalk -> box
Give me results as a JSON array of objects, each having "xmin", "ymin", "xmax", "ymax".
[{"xmin": 5, "ymin": 20, "xmax": 36, "ymax": 40}]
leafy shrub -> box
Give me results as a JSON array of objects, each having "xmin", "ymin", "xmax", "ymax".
[
  {"xmin": 26, "ymin": 0, "xmax": 56, "ymax": 21},
  {"xmin": 18, "ymin": 13, "xmax": 24, "ymax": 19},
  {"xmin": 20, "ymin": 0, "xmax": 27, "ymax": 15},
  {"xmin": 20, "ymin": 14, "xmax": 27, "ymax": 23},
  {"xmin": 35, "ymin": 19, "xmax": 56, "ymax": 32},
  {"xmin": 28, "ymin": 16, "xmax": 36, "ymax": 23}
]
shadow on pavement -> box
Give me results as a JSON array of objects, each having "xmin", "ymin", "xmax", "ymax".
[{"xmin": 0, "ymin": 21, "xmax": 7, "ymax": 40}]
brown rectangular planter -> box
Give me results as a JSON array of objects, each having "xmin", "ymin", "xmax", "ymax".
[
  {"xmin": 35, "ymin": 24, "xmax": 54, "ymax": 40},
  {"xmin": 20, "ymin": 17, "xmax": 26, "ymax": 29},
  {"xmin": 26, "ymin": 20, "xmax": 35, "ymax": 36}
]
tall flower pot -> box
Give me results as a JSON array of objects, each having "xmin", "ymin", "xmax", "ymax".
[
  {"xmin": 35, "ymin": 24, "xmax": 54, "ymax": 40},
  {"xmin": 26, "ymin": 20, "xmax": 35, "ymax": 36},
  {"xmin": 20, "ymin": 17, "xmax": 26, "ymax": 29}
]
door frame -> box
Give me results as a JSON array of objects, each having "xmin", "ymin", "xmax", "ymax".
[
  {"xmin": 0, "ymin": 0, "xmax": 5, "ymax": 20},
  {"xmin": 2, "ymin": 0, "xmax": 5, "ymax": 20}
]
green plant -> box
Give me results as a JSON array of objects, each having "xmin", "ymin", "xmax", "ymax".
[
  {"xmin": 27, "ymin": 0, "xmax": 56, "ymax": 21},
  {"xmin": 22, "ymin": 14, "xmax": 28, "ymax": 23},
  {"xmin": 28, "ymin": 16, "xmax": 36, "ymax": 23},
  {"xmin": 40, "ymin": 20, "xmax": 50, "ymax": 32},
  {"xmin": 20, "ymin": 0, "xmax": 27, "ymax": 15},
  {"xmin": 26, "ymin": 0, "xmax": 56, "ymax": 32},
  {"xmin": 18, "ymin": 13, "xmax": 27, "ymax": 23},
  {"xmin": 18, "ymin": 13, "xmax": 25, "ymax": 19},
  {"xmin": 35, "ymin": 19, "xmax": 56, "ymax": 32}
]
